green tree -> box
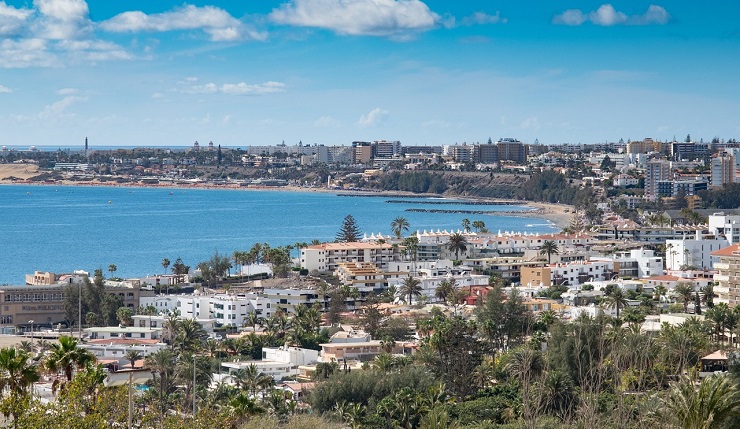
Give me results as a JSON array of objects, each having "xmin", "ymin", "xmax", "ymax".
[
  {"xmin": 336, "ymin": 214, "xmax": 362, "ymax": 242},
  {"xmin": 539, "ymin": 240, "xmax": 559, "ymax": 264},
  {"xmin": 399, "ymin": 276, "xmax": 423, "ymax": 305},
  {"xmin": 471, "ymin": 220, "xmax": 487, "ymax": 233},
  {"xmin": 116, "ymin": 306, "xmax": 133, "ymax": 326},
  {"xmin": 0, "ymin": 347, "xmax": 39, "ymax": 397},
  {"xmin": 125, "ymin": 349, "xmax": 142, "ymax": 369},
  {"xmin": 161, "ymin": 258, "xmax": 170, "ymax": 274},
  {"xmin": 475, "ymin": 286, "xmax": 531, "ymax": 354},
  {"xmin": 603, "ymin": 287, "xmax": 628, "ymax": 319},
  {"xmin": 461, "ymin": 218, "xmax": 471, "ymax": 233},
  {"xmin": 44, "ymin": 335, "xmax": 94, "ymax": 384},
  {"xmin": 391, "ymin": 216, "xmax": 410, "ymax": 239},
  {"xmin": 107, "ymin": 264, "xmax": 117, "ymax": 277},
  {"xmin": 659, "ymin": 375, "xmax": 740, "ymax": 429},
  {"xmin": 447, "ymin": 233, "xmax": 468, "ymax": 260},
  {"xmin": 674, "ymin": 283, "xmax": 695, "ymax": 313}
]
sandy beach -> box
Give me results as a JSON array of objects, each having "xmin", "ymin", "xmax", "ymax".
[{"xmin": 0, "ymin": 163, "xmax": 571, "ymax": 230}]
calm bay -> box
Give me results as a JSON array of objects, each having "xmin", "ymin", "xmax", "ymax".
[{"xmin": 0, "ymin": 184, "xmax": 556, "ymax": 284}]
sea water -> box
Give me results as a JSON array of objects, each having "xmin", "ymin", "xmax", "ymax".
[{"xmin": 0, "ymin": 185, "xmax": 556, "ymax": 284}]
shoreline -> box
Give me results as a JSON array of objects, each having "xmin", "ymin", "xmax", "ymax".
[{"xmin": 0, "ymin": 178, "xmax": 571, "ymax": 229}]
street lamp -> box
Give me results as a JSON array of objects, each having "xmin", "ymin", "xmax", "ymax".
[{"xmin": 28, "ymin": 320, "xmax": 34, "ymax": 342}]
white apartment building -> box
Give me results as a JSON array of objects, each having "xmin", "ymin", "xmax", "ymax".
[
  {"xmin": 300, "ymin": 242, "xmax": 398, "ymax": 273},
  {"xmin": 709, "ymin": 213, "xmax": 740, "ymax": 244},
  {"xmin": 220, "ymin": 346, "xmax": 319, "ymax": 382},
  {"xmin": 665, "ymin": 237, "xmax": 729, "ymax": 270},
  {"xmin": 387, "ymin": 272, "xmax": 489, "ymax": 304},
  {"xmin": 261, "ymin": 288, "xmax": 318, "ymax": 313},
  {"xmin": 520, "ymin": 260, "xmax": 615, "ymax": 287},
  {"xmin": 590, "ymin": 249, "xmax": 663, "ymax": 278},
  {"xmin": 469, "ymin": 232, "xmax": 594, "ymax": 256},
  {"xmin": 177, "ymin": 293, "xmax": 274, "ymax": 327}
]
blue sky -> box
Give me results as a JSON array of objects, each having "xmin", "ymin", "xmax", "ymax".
[{"xmin": 0, "ymin": 1, "xmax": 739, "ymax": 148}]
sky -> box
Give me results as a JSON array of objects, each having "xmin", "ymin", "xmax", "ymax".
[{"xmin": 0, "ymin": 1, "xmax": 739, "ymax": 148}]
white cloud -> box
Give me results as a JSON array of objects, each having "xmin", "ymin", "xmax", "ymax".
[
  {"xmin": 357, "ymin": 107, "xmax": 388, "ymax": 127},
  {"xmin": 461, "ymin": 11, "xmax": 507, "ymax": 26},
  {"xmin": 0, "ymin": 38, "xmax": 57, "ymax": 68},
  {"xmin": 38, "ymin": 95, "xmax": 87, "ymax": 119},
  {"xmin": 589, "ymin": 5, "xmax": 627, "ymax": 26},
  {"xmin": 56, "ymin": 87, "xmax": 77, "ymax": 95},
  {"xmin": 33, "ymin": 0, "xmax": 92, "ymax": 39},
  {"xmin": 0, "ymin": 84, "xmax": 11, "ymax": 93},
  {"xmin": 553, "ymin": 4, "xmax": 669, "ymax": 26},
  {"xmin": 269, "ymin": 0, "xmax": 439, "ymax": 37},
  {"xmin": 222, "ymin": 114, "xmax": 232, "ymax": 125},
  {"xmin": 520, "ymin": 117, "xmax": 541, "ymax": 131},
  {"xmin": 313, "ymin": 115, "xmax": 341, "ymax": 128},
  {"xmin": 636, "ymin": 5, "xmax": 670, "ymax": 25},
  {"xmin": 100, "ymin": 5, "xmax": 266, "ymax": 42},
  {"xmin": 553, "ymin": 9, "xmax": 586, "ymax": 26},
  {"xmin": 179, "ymin": 81, "xmax": 286, "ymax": 96},
  {"xmin": 56, "ymin": 39, "xmax": 132, "ymax": 61},
  {"xmin": 0, "ymin": 1, "xmax": 33, "ymax": 36}
]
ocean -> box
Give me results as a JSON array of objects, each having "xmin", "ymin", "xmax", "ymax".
[{"xmin": 0, "ymin": 185, "xmax": 556, "ymax": 284}]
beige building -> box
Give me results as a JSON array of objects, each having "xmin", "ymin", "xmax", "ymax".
[
  {"xmin": 334, "ymin": 262, "xmax": 387, "ymax": 292},
  {"xmin": 25, "ymin": 271, "xmax": 56, "ymax": 285},
  {"xmin": 0, "ymin": 283, "xmax": 152, "ymax": 328},
  {"xmin": 520, "ymin": 261, "xmax": 615, "ymax": 288},
  {"xmin": 711, "ymin": 244, "xmax": 740, "ymax": 306},
  {"xmin": 301, "ymin": 242, "xmax": 399, "ymax": 273}
]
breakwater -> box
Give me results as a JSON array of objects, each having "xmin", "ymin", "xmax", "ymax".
[
  {"xmin": 405, "ymin": 208, "xmax": 544, "ymax": 215},
  {"xmin": 386, "ymin": 199, "xmax": 519, "ymax": 205}
]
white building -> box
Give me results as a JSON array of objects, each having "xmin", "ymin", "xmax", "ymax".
[
  {"xmin": 220, "ymin": 346, "xmax": 319, "ymax": 382},
  {"xmin": 300, "ymin": 242, "xmax": 398, "ymax": 273},
  {"xmin": 176, "ymin": 293, "xmax": 274, "ymax": 327},
  {"xmin": 591, "ymin": 249, "xmax": 663, "ymax": 279},
  {"xmin": 666, "ymin": 237, "xmax": 729, "ymax": 270},
  {"xmin": 709, "ymin": 213, "xmax": 740, "ymax": 244}
]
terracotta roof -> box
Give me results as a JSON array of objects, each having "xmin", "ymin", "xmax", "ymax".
[
  {"xmin": 306, "ymin": 242, "xmax": 392, "ymax": 250},
  {"xmin": 711, "ymin": 244, "xmax": 740, "ymax": 257},
  {"xmin": 87, "ymin": 338, "xmax": 160, "ymax": 345},
  {"xmin": 647, "ymin": 275, "xmax": 680, "ymax": 282}
]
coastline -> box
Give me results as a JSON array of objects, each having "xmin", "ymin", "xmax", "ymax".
[{"xmin": 0, "ymin": 177, "xmax": 570, "ymax": 230}]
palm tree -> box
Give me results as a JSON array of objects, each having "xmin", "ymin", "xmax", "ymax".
[
  {"xmin": 107, "ymin": 263, "xmax": 117, "ymax": 277},
  {"xmin": 0, "ymin": 347, "xmax": 39, "ymax": 397},
  {"xmin": 654, "ymin": 284, "xmax": 668, "ymax": 303},
  {"xmin": 659, "ymin": 375, "xmax": 740, "ymax": 429},
  {"xmin": 539, "ymin": 240, "xmax": 559, "ymax": 264},
  {"xmin": 700, "ymin": 283, "xmax": 716, "ymax": 309},
  {"xmin": 447, "ymin": 233, "xmax": 468, "ymax": 260},
  {"xmin": 229, "ymin": 392, "xmax": 265, "ymax": 425},
  {"xmin": 44, "ymin": 335, "xmax": 94, "ymax": 383},
  {"xmin": 399, "ymin": 276, "xmax": 423, "ymax": 305},
  {"xmin": 174, "ymin": 318, "xmax": 208, "ymax": 353},
  {"xmin": 125, "ymin": 349, "xmax": 143, "ymax": 369},
  {"xmin": 435, "ymin": 279, "xmax": 455, "ymax": 304},
  {"xmin": 0, "ymin": 347, "xmax": 39, "ymax": 423},
  {"xmin": 674, "ymin": 283, "xmax": 695, "ymax": 313},
  {"xmin": 603, "ymin": 287, "xmax": 628, "ymax": 319},
  {"xmin": 471, "ymin": 220, "xmax": 486, "ymax": 233},
  {"xmin": 161, "ymin": 258, "xmax": 170, "ymax": 275},
  {"xmin": 391, "ymin": 216, "xmax": 410, "ymax": 238},
  {"xmin": 461, "ymin": 218, "xmax": 471, "ymax": 233}
]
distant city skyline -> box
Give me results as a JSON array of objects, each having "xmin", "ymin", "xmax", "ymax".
[{"xmin": 0, "ymin": 1, "xmax": 739, "ymax": 147}]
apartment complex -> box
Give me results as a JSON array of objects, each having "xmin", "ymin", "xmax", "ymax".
[
  {"xmin": 711, "ymin": 244, "xmax": 740, "ymax": 307},
  {"xmin": 300, "ymin": 242, "xmax": 398, "ymax": 273}
]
